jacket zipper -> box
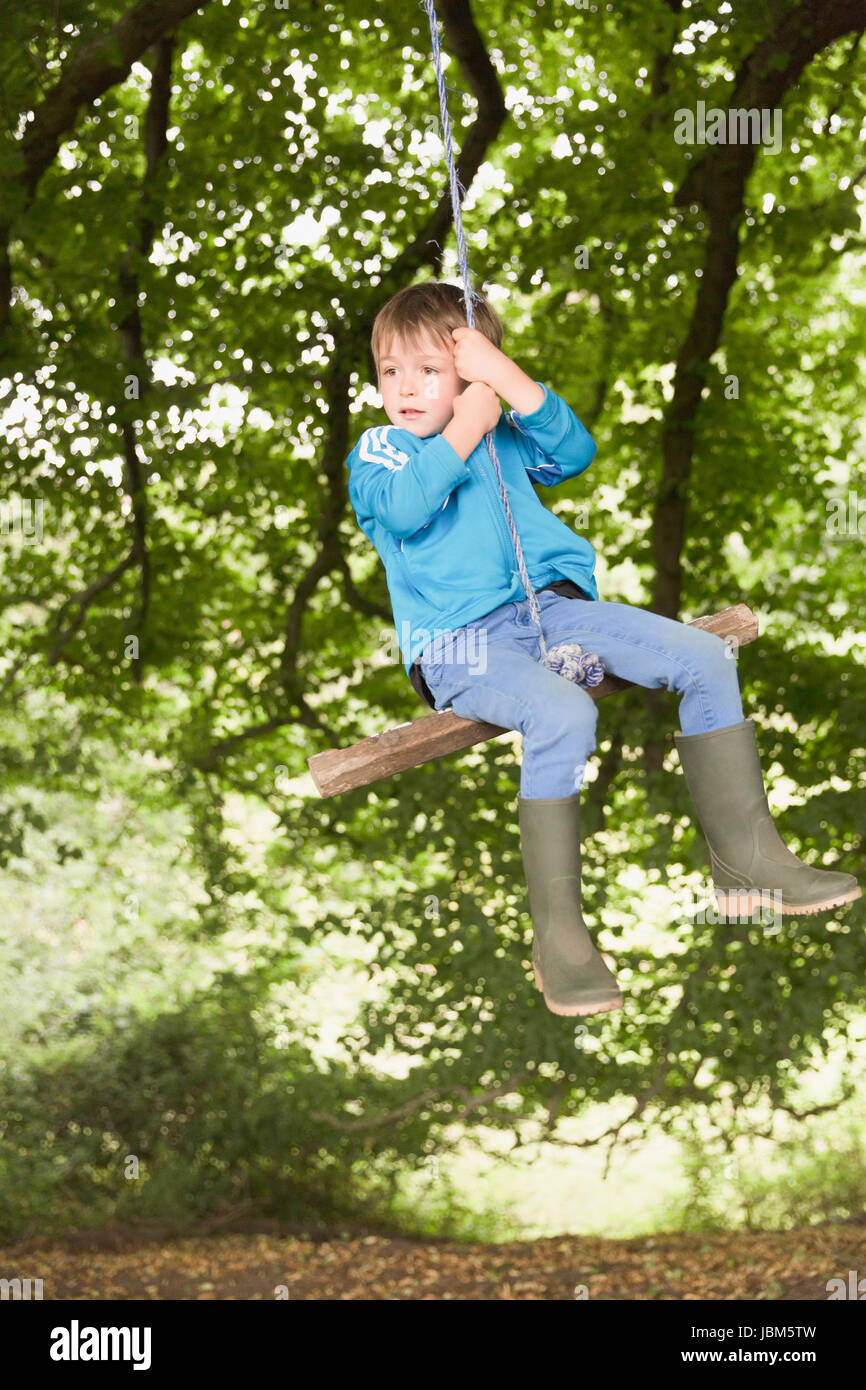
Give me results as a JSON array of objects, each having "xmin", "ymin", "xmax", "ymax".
[
  {"xmin": 471, "ymin": 446, "xmax": 522, "ymax": 589},
  {"xmin": 396, "ymin": 536, "xmax": 425, "ymax": 598}
]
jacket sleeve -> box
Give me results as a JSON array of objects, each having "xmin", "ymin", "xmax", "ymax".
[
  {"xmin": 506, "ymin": 380, "xmax": 597, "ymax": 487},
  {"xmin": 346, "ymin": 425, "xmax": 472, "ymax": 539}
]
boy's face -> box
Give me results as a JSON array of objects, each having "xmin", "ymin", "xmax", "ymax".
[{"xmin": 377, "ymin": 329, "xmax": 467, "ymax": 437}]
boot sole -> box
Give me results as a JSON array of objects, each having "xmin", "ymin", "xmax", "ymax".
[
  {"xmin": 716, "ymin": 884, "xmax": 862, "ymax": 917},
  {"xmin": 533, "ymin": 960, "xmax": 624, "ymax": 1016}
]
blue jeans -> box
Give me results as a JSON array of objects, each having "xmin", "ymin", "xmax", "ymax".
[{"xmin": 417, "ymin": 589, "xmax": 745, "ymax": 798}]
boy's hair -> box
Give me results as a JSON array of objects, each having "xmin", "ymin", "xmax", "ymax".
[{"xmin": 371, "ymin": 279, "xmax": 504, "ymax": 384}]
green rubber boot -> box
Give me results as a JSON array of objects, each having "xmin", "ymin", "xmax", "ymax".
[
  {"xmin": 517, "ymin": 792, "xmax": 623, "ymax": 1017},
  {"xmin": 674, "ymin": 718, "xmax": 862, "ymax": 916}
]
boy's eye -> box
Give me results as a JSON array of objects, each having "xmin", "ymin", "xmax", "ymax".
[{"xmin": 383, "ymin": 367, "xmax": 438, "ymax": 376}]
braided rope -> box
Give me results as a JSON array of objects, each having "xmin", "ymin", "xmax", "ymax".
[{"xmin": 422, "ymin": 0, "xmax": 604, "ymax": 689}]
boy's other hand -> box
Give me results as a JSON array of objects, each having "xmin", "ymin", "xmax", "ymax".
[
  {"xmin": 451, "ymin": 380, "xmax": 502, "ymax": 437},
  {"xmin": 451, "ymin": 326, "xmax": 506, "ymax": 386}
]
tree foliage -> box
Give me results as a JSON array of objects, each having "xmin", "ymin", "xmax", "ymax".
[{"xmin": 1, "ymin": 0, "xmax": 864, "ymax": 1236}]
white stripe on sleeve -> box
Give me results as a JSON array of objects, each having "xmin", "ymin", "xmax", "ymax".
[{"xmin": 359, "ymin": 426, "xmax": 410, "ymax": 472}]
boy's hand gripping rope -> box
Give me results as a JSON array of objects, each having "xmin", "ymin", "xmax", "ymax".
[{"xmin": 422, "ymin": 0, "xmax": 605, "ymax": 690}]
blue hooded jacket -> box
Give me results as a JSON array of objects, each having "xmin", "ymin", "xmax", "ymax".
[{"xmin": 345, "ymin": 380, "xmax": 599, "ymax": 699}]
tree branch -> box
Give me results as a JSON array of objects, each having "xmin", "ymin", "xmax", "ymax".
[
  {"xmin": 652, "ymin": 0, "xmax": 866, "ymax": 623},
  {"xmin": 639, "ymin": 0, "xmax": 686, "ymax": 131},
  {"xmin": 643, "ymin": 0, "xmax": 866, "ymax": 770},
  {"xmin": 309, "ymin": 1068, "xmax": 532, "ymax": 1132},
  {"xmin": 0, "ymin": 0, "xmax": 212, "ymax": 353},
  {"xmin": 116, "ymin": 35, "xmax": 175, "ymax": 680},
  {"xmin": 45, "ymin": 550, "xmax": 138, "ymax": 666}
]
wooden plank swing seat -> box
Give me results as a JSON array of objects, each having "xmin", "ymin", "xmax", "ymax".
[{"xmin": 307, "ymin": 602, "xmax": 758, "ymax": 798}]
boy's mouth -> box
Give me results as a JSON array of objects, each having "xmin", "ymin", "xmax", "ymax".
[{"xmin": 400, "ymin": 408, "xmax": 424, "ymax": 418}]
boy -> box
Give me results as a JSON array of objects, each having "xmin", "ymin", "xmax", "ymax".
[
  {"xmin": 349, "ymin": 280, "xmax": 600, "ymax": 712},
  {"xmin": 345, "ymin": 281, "xmax": 861, "ymax": 1018}
]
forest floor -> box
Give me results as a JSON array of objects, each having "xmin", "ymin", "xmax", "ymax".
[{"xmin": 3, "ymin": 1217, "xmax": 864, "ymax": 1300}]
